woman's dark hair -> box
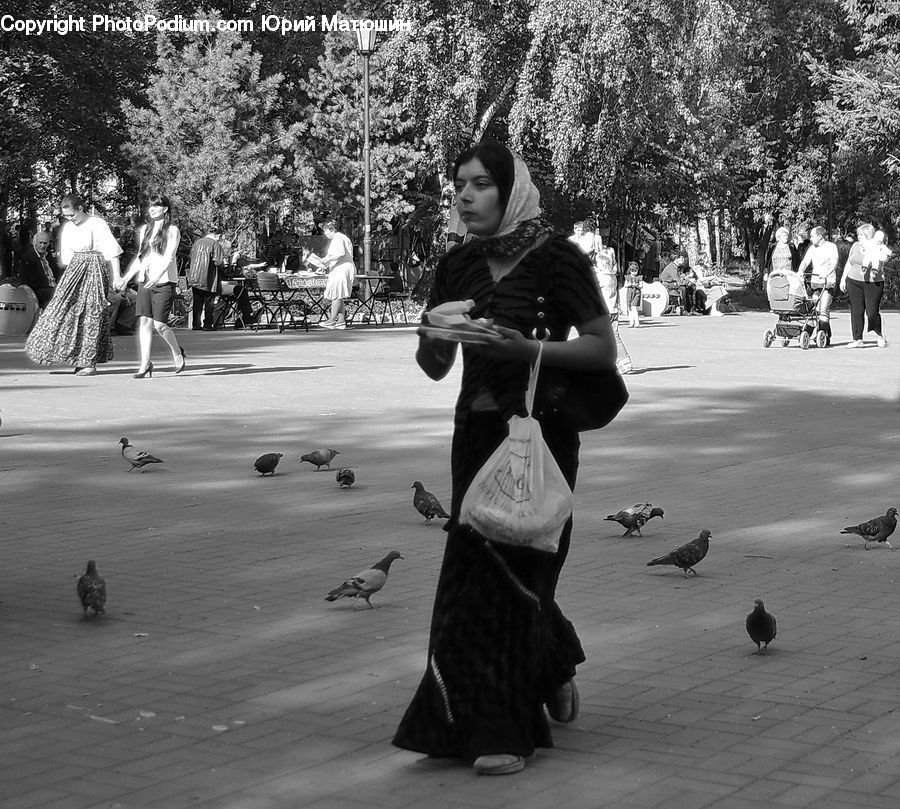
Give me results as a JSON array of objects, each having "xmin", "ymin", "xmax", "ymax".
[
  {"xmin": 139, "ymin": 193, "xmax": 172, "ymax": 258},
  {"xmin": 60, "ymin": 193, "xmax": 83, "ymax": 210},
  {"xmin": 451, "ymin": 140, "xmax": 515, "ymax": 215}
]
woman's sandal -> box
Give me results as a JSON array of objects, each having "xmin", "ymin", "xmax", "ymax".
[
  {"xmin": 546, "ymin": 679, "xmax": 579, "ymax": 723},
  {"xmin": 473, "ymin": 754, "xmax": 526, "ymax": 775}
]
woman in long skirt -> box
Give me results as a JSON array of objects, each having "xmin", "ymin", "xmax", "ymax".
[
  {"xmin": 393, "ymin": 141, "xmax": 617, "ymax": 775},
  {"xmin": 25, "ymin": 193, "xmax": 122, "ymax": 376}
]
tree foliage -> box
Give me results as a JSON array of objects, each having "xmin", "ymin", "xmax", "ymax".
[{"xmin": 122, "ymin": 19, "xmax": 296, "ymax": 241}]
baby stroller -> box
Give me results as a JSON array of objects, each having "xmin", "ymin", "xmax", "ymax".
[{"xmin": 762, "ymin": 272, "xmax": 826, "ymax": 350}]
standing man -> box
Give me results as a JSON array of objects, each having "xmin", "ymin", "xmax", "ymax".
[
  {"xmin": 18, "ymin": 230, "xmax": 60, "ymax": 308},
  {"xmin": 187, "ymin": 223, "xmax": 224, "ymax": 330},
  {"xmin": 797, "ymin": 225, "xmax": 838, "ymax": 346}
]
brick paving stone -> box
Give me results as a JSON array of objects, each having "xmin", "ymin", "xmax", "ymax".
[{"xmin": 3, "ymin": 313, "xmax": 900, "ymax": 808}]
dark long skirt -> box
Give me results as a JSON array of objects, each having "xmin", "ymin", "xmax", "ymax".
[
  {"xmin": 25, "ymin": 251, "xmax": 113, "ymax": 367},
  {"xmin": 392, "ymin": 410, "xmax": 585, "ymax": 762}
]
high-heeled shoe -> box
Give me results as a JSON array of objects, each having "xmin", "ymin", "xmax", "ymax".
[
  {"xmin": 133, "ymin": 361, "xmax": 153, "ymax": 379},
  {"xmin": 175, "ymin": 347, "xmax": 186, "ymax": 374}
]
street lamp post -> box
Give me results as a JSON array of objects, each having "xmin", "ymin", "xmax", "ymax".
[{"xmin": 355, "ymin": 26, "xmax": 378, "ymax": 277}]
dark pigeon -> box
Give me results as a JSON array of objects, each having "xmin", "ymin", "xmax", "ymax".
[
  {"xmin": 746, "ymin": 598, "xmax": 777, "ymax": 654},
  {"xmin": 411, "ymin": 481, "xmax": 450, "ymax": 524},
  {"xmin": 254, "ymin": 452, "xmax": 283, "ymax": 476},
  {"xmin": 300, "ymin": 448, "xmax": 340, "ymax": 470},
  {"xmin": 77, "ymin": 560, "xmax": 106, "ymax": 619},
  {"xmin": 336, "ymin": 468, "xmax": 356, "ymax": 488},
  {"xmin": 647, "ymin": 530, "xmax": 712, "ymax": 576},
  {"xmin": 841, "ymin": 507, "xmax": 898, "ymax": 550}
]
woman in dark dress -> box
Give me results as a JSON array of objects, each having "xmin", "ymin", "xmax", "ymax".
[{"xmin": 393, "ymin": 141, "xmax": 617, "ymax": 775}]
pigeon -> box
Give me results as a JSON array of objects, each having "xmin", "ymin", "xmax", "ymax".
[
  {"xmin": 841, "ymin": 507, "xmax": 898, "ymax": 550},
  {"xmin": 746, "ymin": 598, "xmax": 777, "ymax": 655},
  {"xmin": 299, "ymin": 448, "xmax": 340, "ymax": 470},
  {"xmin": 647, "ymin": 530, "xmax": 713, "ymax": 576},
  {"xmin": 336, "ymin": 468, "xmax": 356, "ymax": 488},
  {"xmin": 254, "ymin": 452, "xmax": 283, "ymax": 476},
  {"xmin": 119, "ymin": 437, "xmax": 164, "ymax": 472},
  {"xmin": 605, "ymin": 503, "xmax": 665, "ymax": 537},
  {"xmin": 412, "ymin": 481, "xmax": 450, "ymax": 524},
  {"xmin": 324, "ymin": 550, "xmax": 403, "ymax": 608},
  {"xmin": 77, "ymin": 560, "xmax": 106, "ymax": 618}
]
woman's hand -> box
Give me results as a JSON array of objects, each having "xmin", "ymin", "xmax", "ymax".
[{"xmin": 467, "ymin": 325, "xmax": 540, "ymax": 362}]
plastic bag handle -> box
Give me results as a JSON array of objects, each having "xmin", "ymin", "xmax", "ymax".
[{"xmin": 524, "ymin": 340, "xmax": 543, "ymax": 415}]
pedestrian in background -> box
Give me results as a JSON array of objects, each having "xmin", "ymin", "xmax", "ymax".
[
  {"xmin": 797, "ymin": 225, "xmax": 838, "ymax": 346},
  {"xmin": 318, "ymin": 220, "xmax": 356, "ymax": 329},
  {"xmin": 187, "ymin": 223, "xmax": 224, "ymax": 330},
  {"xmin": 25, "ymin": 193, "xmax": 122, "ymax": 376},
  {"xmin": 117, "ymin": 193, "xmax": 185, "ymax": 376},
  {"xmin": 842, "ymin": 222, "xmax": 887, "ymax": 348}
]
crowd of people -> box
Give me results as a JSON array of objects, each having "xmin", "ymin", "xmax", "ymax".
[
  {"xmin": 761, "ymin": 222, "xmax": 892, "ymax": 348},
  {"xmin": 8, "ymin": 193, "xmax": 364, "ymax": 376}
]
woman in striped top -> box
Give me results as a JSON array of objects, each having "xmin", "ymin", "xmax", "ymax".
[{"xmin": 393, "ymin": 140, "xmax": 616, "ymax": 775}]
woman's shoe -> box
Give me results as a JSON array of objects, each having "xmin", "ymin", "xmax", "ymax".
[
  {"xmin": 319, "ymin": 320, "xmax": 336, "ymax": 329},
  {"xmin": 473, "ymin": 754, "xmax": 526, "ymax": 775},
  {"xmin": 175, "ymin": 347, "xmax": 186, "ymax": 374},
  {"xmin": 75, "ymin": 366, "xmax": 98, "ymax": 376},
  {"xmin": 846, "ymin": 340, "xmax": 864, "ymax": 348},
  {"xmin": 133, "ymin": 362, "xmax": 153, "ymax": 379},
  {"xmin": 546, "ymin": 679, "xmax": 579, "ymax": 723}
]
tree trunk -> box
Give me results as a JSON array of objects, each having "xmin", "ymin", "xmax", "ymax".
[
  {"xmin": 706, "ymin": 215, "xmax": 718, "ymax": 267},
  {"xmin": 718, "ymin": 209, "xmax": 731, "ymax": 267}
]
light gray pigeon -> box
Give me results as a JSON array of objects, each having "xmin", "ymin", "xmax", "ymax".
[
  {"xmin": 412, "ymin": 481, "xmax": 450, "ymax": 524},
  {"xmin": 605, "ymin": 503, "xmax": 665, "ymax": 536},
  {"xmin": 254, "ymin": 452, "xmax": 283, "ymax": 476},
  {"xmin": 325, "ymin": 551, "xmax": 403, "ymax": 608},
  {"xmin": 647, "ymin": 530, "xmax": 712, "ymax": 576},
  {"xmin": 77, "ymin": 560, "xmax": 106, "ymax": 619},
  {"xmin": 336, "ymin": 468, "xmax": 356, "ymax": 488},
  {"xmin": 119, "ymin": 437, "xmax": 163, "ymax": 472},
  {"xmin": 841, "ymin": 507, "xmax": 898, "ymax": 550},
  {"xmin": 300, "ymin": 448, "xmax": 340, "ymax": 470},
  {"xmin": 746, "ymin": 598, "xmax": 777, "ymax": 654}
]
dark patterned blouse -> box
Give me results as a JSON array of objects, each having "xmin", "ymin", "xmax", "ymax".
[{"xmin": 428, "ymin": 233, "xmax": 608, "ymax": 422}]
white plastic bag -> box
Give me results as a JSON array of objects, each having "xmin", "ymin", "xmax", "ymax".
[{"xmin": 459, "ymin": 343, "xmax": 574, "ymax": 553}]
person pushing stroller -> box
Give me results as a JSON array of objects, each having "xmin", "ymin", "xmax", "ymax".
[{"xmin": 796, "ymin": 226, "xmax": 838, "ymax": 347}]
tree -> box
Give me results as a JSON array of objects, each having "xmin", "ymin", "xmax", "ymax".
[
  {"xmin": 815, "ymin": 0, "xmax": 900, "ymax": 232},
  {"xmin": 122, "ymin": 20, "xmax": 297, "ymax": 245},
  {"xmin": 295, "ymin": 31, "xmax": 427, "ymax": 240}
]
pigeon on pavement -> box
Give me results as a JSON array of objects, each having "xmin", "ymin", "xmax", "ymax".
[
  {"xmin": 841, "ymin": 507, "xmax": 898, "ymax": 550},
  {"xmin": 647, "ymin": 530, "xmax": 713, "ymax": 576},
  {"xmin": 77, "ymin": 560, "xmax": 106, "ymax": 618},
  {"xmin": 605, "ymin": 503, "xmax": 665, "ymax": 537},
  {"xmin": 746, "ymin": 598, "xmax": 777, "ymax": 654},
  {"xmin": 300, "ymin": 448, "xmax": 340, "ymax": 470},
  {"xmin": 412, "ymin": 481, "xmax": 450, "ymax": 524},
  {"xmin": 336, "ymin": 468, "xmax": 356, "ymax": 488},
  {"xmin": 119, "ymin": 437, "xmax": 164, "ymax": 472},
  {"xmin": 325, "ymin": 550, "xmax": 403, "ymax": 608},
  {"xmin": 254, "ymin": 452, "xmax": 283, "ymax": 476}
]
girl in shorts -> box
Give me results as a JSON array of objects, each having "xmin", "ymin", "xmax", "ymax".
[{"xmin": 118, "ymin": 193, "xmax": 185, "ymax": 377}]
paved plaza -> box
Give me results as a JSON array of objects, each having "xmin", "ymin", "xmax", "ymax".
[{"xmin": 2, "ymin": 310, "xmax": 900, "ymax": 809}]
